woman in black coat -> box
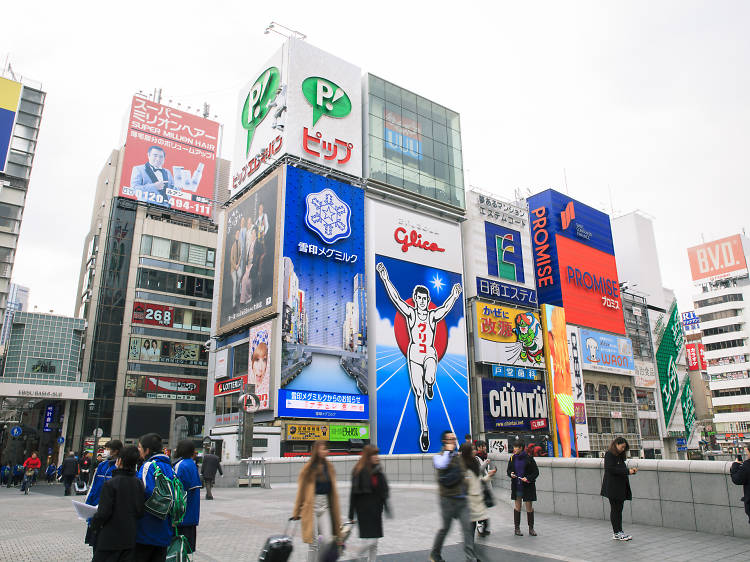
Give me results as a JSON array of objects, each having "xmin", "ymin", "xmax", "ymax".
[
  {"xmin": 601, "ymin": 436, "xmax": 638, "ymax": 541},
  {"xmin": 506, "ymin": 440, "xmax": 540, "ymax": 536},
  {"xmin": 348, "ymin": 445, "xmax": 390, "ymax": 562},
  {"xmin": 730, "ymin": 443, "xmax": 750, "ymax": 524}
]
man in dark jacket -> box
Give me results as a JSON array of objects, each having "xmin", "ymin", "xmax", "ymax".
[
  {"xmin": 200, "ymin": 449, "xmax": 223, "ymax": 500},
  {"xmin": 90, "ymin": 446, "xmax": 145, "ymax": 561},
  {"xmin": 61, "ymin": 451, "xmax": 79, "ymax": 496},
  {"xmin": 731, "ymin": 443, "xmax": 750, "ymax": 524},
  {"xmin": 430, "ymin": 430, "xmax": 474, "ymax": 562}
]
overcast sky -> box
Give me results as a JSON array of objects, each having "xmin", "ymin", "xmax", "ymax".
[{"xmin": 3, "ymin": 1, "xmax": 748, "ymax": 316}]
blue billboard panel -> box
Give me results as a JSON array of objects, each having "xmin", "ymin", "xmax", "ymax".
[
  {"xmin": 485, "ymin": 222, "xmax": 525, "ymax": 284},
  {"xmin": 482, "ymin": 378, "xmax": 549, "ymax": 432},
  {"xmin": 579, "ymin": 327, "xmax": 634, "ymax": 374},
  {"xmin": 375, "ymin": 254, "xmax": 470, "ymax": 454},
  {"xmin": 277, "ymin": 388, "xmax": 368, "ymax": 420},
  {"xmin": 280, "ymin": 166, "xmax": 367, "ymax": 419},
  {"xmin": 491, "ymin": 365, "xmax": 541, "ymax": 381}
]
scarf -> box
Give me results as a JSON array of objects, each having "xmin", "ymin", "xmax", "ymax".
[{"xmin": 513, "ymin": 450, "xmax": 528, "ymax": 490}]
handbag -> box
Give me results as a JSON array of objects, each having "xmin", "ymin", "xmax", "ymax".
[{"xmin": 482, "ymin": 480, "xmax": 495, "ymax": 508}]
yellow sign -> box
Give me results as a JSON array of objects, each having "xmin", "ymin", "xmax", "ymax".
[
  {"xmin": 474, "ymin": 302, "xmax": 544, "ymax": 366},
  {"xmin": 286, "ymin": 423, "xmax": 329, "ymax": 441}
]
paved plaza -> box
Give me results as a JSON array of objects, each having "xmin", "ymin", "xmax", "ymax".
[{"xmin": 1, "ymin": 481, "xmax": 750, "ymax": 561}]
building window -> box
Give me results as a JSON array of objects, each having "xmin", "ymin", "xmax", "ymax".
[
  {"xmin": 612, "ymin": 418, "xmax": 624, "ymax": 433},
  {"xmin": 626, "ymin": 418, "xmax": 638, "ymax": 433},
  {"xmin": 587, "ymin": 417, "xmax": 598, "ymax": 432},
  {"xmin": 585, "ymin": 383, "xmax": 595, "ymax": 401},
  {"xmin": 600, "ymin": 417, "xmax": 611, "ymax": 433},
  {"xmin": 623, "ymin": 388, "xmax": 633, "ymax": 403},
  {"xmin": 598, "ymin": 385, "xmax": 609, "ymax": 401},
  {"xmin": 610, "ymin": 387, "xmax": 621, "ymax": 402},
  {"xmin": 232, "ymin": 343, "xmax": 249, "ymax": 379}
]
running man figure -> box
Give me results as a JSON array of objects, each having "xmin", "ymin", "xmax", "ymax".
[{"xmin": 376, "ymin": 262, "xmax": 463, "ymax": 452}]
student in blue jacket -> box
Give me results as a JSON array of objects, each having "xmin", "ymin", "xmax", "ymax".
[
  {"xmin": 173, "ymin": 439, "xmax": 201, "ymax": 553},
  {"xmin": 85, "ymin": 440, "xmax": 123, "ymax": 553},
  {"xmin": 136, "ymin": 433, "xmax": 175, "ymax": 562}
]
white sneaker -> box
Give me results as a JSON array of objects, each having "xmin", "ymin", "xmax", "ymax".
[
  {"xmin": 612, "ymin": 532, "xmax": 621, "ymax": 540},
  {"xmin": 619, "ymin": 533, "xmax": 632, "ymax": 541}
]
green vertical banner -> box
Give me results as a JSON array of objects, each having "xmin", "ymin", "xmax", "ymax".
[
  {"xmin": 655, "ymin": 302, "xmax": 684, "ymax": 427},
  {"xmin": 681, "ymin": 380, "xmax": 696, "ymax": 439}
]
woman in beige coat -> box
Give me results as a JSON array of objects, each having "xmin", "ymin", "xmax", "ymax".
[
  {"xmin": 292, "ymin": 441, "xmax": 343, "ymax": 561},
  {"xmin": 460, "ymin": 443, "xmax": 496, "ymax": 538}
]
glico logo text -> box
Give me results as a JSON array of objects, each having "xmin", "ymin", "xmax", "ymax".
[
  {"xmin": 566, "ymin": 266, "xmax": 619, "ymax": 298},
  {"xmin": 530, "ymin": 206, "xmax": 554, "ymax": 287}
]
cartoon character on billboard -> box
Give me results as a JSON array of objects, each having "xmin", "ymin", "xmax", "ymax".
[
  {"xmin": 376, "ymin": 262, "xmax": 462, "ymax": 452},
  {"xmin": 514, "ymin": 312, "xmax": 544, "ymax": 364},
  {"xmin": 585, "ymin": 337, "xmax": 599, "ymax": 362}
]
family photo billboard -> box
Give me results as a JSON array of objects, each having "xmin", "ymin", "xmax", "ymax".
[
  {"xmin": 368, "ymin": 199, "xmax": 470, "ymax": 454},
  {"xmin": 278, "ymin": 166, "xmax": 368, "ymax": 421},
  {"xmin": 119, "ymin": 96, "xmax": 220, "ymax": 218}
]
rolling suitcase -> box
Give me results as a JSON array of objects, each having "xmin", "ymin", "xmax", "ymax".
[{"xmin": 258, "ymin": 520, "xmax": 295, "ymax": 562}]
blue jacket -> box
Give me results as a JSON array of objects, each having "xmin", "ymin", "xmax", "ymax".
[
  {"xmin": 86, "ymin": 459, "xmax": 116, "ymax": 507},
  {"xmin": 174, "ymin": 457, "xmax": 201, "ymax": 526},
  {"xmin": 45, "ymin": 464, "xmax": 57, "ymax": 477},
  {"xmin": 136, "ymin": 454, "xmax": 175, "ymax": 547}
]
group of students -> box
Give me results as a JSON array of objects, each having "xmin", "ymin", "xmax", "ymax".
[{"xmin": 78, "ymin": 433, "xmax": 221, "ymax": 562}]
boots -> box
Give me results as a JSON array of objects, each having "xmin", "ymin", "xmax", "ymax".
[
  {"xmin": 514, "ymin": 510, "xmax": 523, "ymax": 536},
  {"xmin": 527, "ymin": 511, "xmax": 537, "ymax": 536}
]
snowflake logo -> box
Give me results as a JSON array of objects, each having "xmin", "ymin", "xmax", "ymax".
[{"xmin": 305, "ymin": 188, "xmax": 352, "ymax": 244}]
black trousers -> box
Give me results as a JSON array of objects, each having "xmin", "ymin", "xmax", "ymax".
[
  {"xmin": 133, "ymin": 544, "xmax": 167, "ymax": 562},
  {"xmin": 63, "ymin": 475, "xmax": 75, "ymax": 495},
  {"xmin": 92, "ymin": 549, "xmax": 135, "ymax": 562},
  {"xmin": 177, "ymin": 525, "xmax": 197, "ymax": 552},
  {"xmin": 609, "ymin": 498, "xmax": 624, "ymax": 533}
]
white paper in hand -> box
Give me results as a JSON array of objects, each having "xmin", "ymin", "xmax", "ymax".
[{"xmin": 72, "ymin": 500, "xmax": 98, "ymax": 521}]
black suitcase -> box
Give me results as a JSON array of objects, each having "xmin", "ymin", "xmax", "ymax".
[{"xmin": 258, "ymin": 520, "xmax": 295, "ymax": 562}]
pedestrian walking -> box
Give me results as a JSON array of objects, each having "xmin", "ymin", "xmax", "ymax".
[
  {"xmin": 89, "ymin": 445, "xmax": 145, "ymax": 562},
  {"xmin": 1, "ymin": 463, "xmax": 10, "ymax": 486},
  {"xmin": 200, "ymin": 448, "xmax": 222, "ymax": 500},
  {"xmin": 81, "ymin": 451, "xmax": 94, "ymax": 483},
  {"xmin": 85, "ymin": 440, "xmax": 123, "ymax": 552},
  {"xmin": 430, "ymin": 430, "xmax": 475, "ymax": 562},
  {"xmin": 21, "ymin": 451, "xmax": 41, "ymax": 493},
  {"xmin": 45, "ymin": 456, "xmax": 57, "ymax": 484},
  {"xmin": 12, "ymin": 462, "xmax": 23, "ymax": 487},
  {"xmin": 291, "ymin": 440, "xmax": 343, "ymax": 562},
  {"xmin": 61, "ymin": 451, "xmax": 79, "ymax": 496},
  {"xmin": 173, "ymin": 439, "xmax": 201, "ymax": 553},
  {"xmin": 601, "ymin": 436, "xmax": 638, "ymax": 541},
  {"xmin": 507, "ymin": 439, "xmax": 539, "ymax": 537},
  {"xmin": 460, "ymin": 443, "xmax": 497, "ymax": 539},
  {"xmin": 730, "ymin": 442, "xmax": 750, "ymax": 524},
  {"xmin": 135, "ymin": 433, "xmax": 175, "ymax": 561},
  {"xmin": 347, "ymin": 445, "xmax": 390, "ymax": 562}
]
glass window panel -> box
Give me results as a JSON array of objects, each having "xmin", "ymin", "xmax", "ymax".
[
  {"xmin": 369, "ymin": 157, "xmax": 386, "ymax": 182},
  {"xmin": 180, "ymin": 243, "xmax": 189, "ymax": 263},
  {"xmin": 151, "ymin": 237, "xmax": 170, "ymax": 259},
  {"xmin": 401, "ymin": 90, "xmax": 417, "ymax": 112},
  {"xmin": 12, "ymin": 124, "xmax": 37, "ymax": 141},
  {"xmin": 612, "ymin": 418, "xmax": 624, "ymax": 433},
  {"xmin": 11, "ymin": 136, "xmax": 35, "ymax": 153},
  {"xmin": 369, "ymin": 115, "xmax": 385, "ymax": 139},
  {"xmin": 401, "ymin": 109, "xmax": 418, "ymax": 131},
  {"xmin": 15, "ymin": 112, "xmax": 40, "ymax": 128},
  {"xmin": 403, "ymin": 168, "xmax": 420, "ymax": 193},
  {"xmin": 449, "ymin": 148, "xmax": 463, "ymax": 169},
  {"xmin": 19, "ymin": 99, "xmax": 43, "ymax": 117},
  {"xmin": 369, "ymin": 75, "xmax": 385, "ymax": 99},
  {"xmin": 420, "ymin": 137, "xmax": 434, "ymax": 159},
  {"xmin": 170, "ymin": 241, "xmax": 181, "ymax": 261},
  {"xmin": 600, "ymin": 417, "xmax": 611, "ymax": 433},
  {"xmin": 233, "ymin": 343, "xmax": 249, "ymax": 377},
  {"xmin": 140, "ymin": 235, "xmax": 152, "ymax": 255},
  {"xmin": 0, "ymin": 203, "xmax": 21, "ymax": 220},
  {"xmin": 188, "ymin": 245, "xmax": 207, "ymax": 266},
  {"xmin": 431, "ymin": 103, "xmax": 447, "ymax": 125},
  {"xmin": 433, "ymin": 123, "xmax": 448, "ymax": 145},
  {"xmin": 598, "ymin": 385, "xmax": 609, "ymax": 401},
  {"xmin": 384, "ymin": 82, "xmax": 401, "ymax": 104},
  {"xmin": 433, "ymin": 141, "xmax": 449, "ymax": 164},
  {"xmin": 384, "ymin": 101, "xmax": 401, "ymax": 125},
  {"xmin": 453, "ymin": 187, "xmax": 465, "ymax": 209},
  {"xmin": 434, "ymin": 161, "xmax": 449, "ymax": 183},
  {"xmin": 418, "ymin": 115, "xmax": 433, "ymax": 138},
  {"xmin": 369, "ymin": 136, "xmax": 386, "ymax": 160},
  {"xmin": 386, "ymin": 172, "xmax": 404, "ymax": 188},
  {"xmin": 369, "ymin": 95, "xmax": 385, "ymax": 117},
  {"xmin": 417, "ymin": 96, "xmax": 432, "ymax": 117},
  {"xmin": 4, "ymin": 162, "xmax": 29, "ymax": 178},
  {"xmin": 206, "ymin": 250, "xmax": 215, "ymax": 268},
  {"xmin": 449, "ymin": 129, "xmax": 462, "ymax": 150},
  {"xmin": 9, "ymin": 151, "xmax": 32, "ymax": 167},
  {"xmin": 446, "ymin": 110, "xmax": 461, "ymax": 131},
  {"xmin": 419, "ymin": 157, "xmax": 435, "ymax": 176}
]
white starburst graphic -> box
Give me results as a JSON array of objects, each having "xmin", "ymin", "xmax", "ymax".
[{"xmin": 430, "ymin": 274, "xmax": 445, "ymax": 293}]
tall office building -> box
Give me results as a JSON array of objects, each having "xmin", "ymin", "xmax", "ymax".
[
  {"xmin": 686, "ymin": 234, "xmax": 750, "ymax": 456},
  {"xmin": 0, "ymin": 283, "xmax": 29, "ymax": 352},
  {"xmin": 72, "ymin": 95, "xmax": 229, "ymax": 451},
  {"xmin": 0, "ymin": 72, "xmax": 45, "ymax": 327}
]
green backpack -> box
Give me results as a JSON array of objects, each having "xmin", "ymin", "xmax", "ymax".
[
  {"xmin": 166, "ymin": 533, "xmax": 192, "ymax": 562},
  {"xmin": 143, "ymin": 464, "xmax": 188, "ymax": 526}
]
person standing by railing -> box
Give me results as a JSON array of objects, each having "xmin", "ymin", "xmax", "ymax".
[
  {"xmin": 506, "ymin": 439, "xmax": 539, "ymax": 536},
  {"xmin": 601, "ymin": 436, "xmax": 638, "ymax": 541}
]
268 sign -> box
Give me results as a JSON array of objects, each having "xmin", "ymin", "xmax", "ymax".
[{"xmin": 132, "ymin": 302, "xmax": 174, "ymax": 328}]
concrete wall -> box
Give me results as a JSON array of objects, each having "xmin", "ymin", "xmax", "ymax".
[{"xmin": 216, "ymin": 453, "xmax": 750, "ymax": 537}]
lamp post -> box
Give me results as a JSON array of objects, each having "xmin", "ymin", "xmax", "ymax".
[{"xmin": 88, "ymin": 400, "xmax": 101, "ymax": 457}]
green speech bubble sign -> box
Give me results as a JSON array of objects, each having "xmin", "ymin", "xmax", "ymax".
[
  {"xmin": 301, "ymin": 77, "xmax": 351, "ymax": 127},
  {"xmin": 241, "ymin": 66, "xmax": 280, "ymax": 157}
]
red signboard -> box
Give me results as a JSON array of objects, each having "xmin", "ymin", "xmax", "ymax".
[
  {"xmin": 144, "ymin": 376, "xmax": 200, "ymax": 395},
  {"xmin": 119, "ymin": 96, "xmax": 220, "ymax": 218},
  {"xmin": 132, "ymin": 302, "xmax": 174, "ymax": 327},
  {"xmin": 687, "ymin": 235, "xmax": 748, "ymax": 283},
  {"xmin": 697, "ymin": 343, "xmax": 707, "ymax": 370},
  {"xmin": 556, "ymin": 235, "xmax": 625, "ymax": 335},
  {"xmin": 214, "ymin": 375, "xmax": 246, "ymax": 397},
  {"xmin": 686, "ymin": 344, "xmax": 700, "ymax": 371}
]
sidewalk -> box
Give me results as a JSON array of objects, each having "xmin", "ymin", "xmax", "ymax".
[{"xmin": 1, "ymin": 482, "xmax": 749, "ymax": 560}]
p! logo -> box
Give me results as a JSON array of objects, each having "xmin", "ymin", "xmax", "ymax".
[
  {"xmin": 241, "ymin": 66, "xmax": 280, "ymax": 157},
  {"xmin": 302, "ymin": 77, "xmax": 351, "ymax": 126}
]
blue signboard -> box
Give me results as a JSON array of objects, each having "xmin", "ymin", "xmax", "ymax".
[
  {"xmin": 476, "ymin": 277, "xmax": 538, "ymax": 307},
  {"xmin": 482, "ymin": 378, "xmax": 549, "ymax": 432},
  {"xmin": 492, "ymin": 365, "xmax": 541, "ymax": 381},
  {"xmin": 10, "ymin": 425, "xmax": 22, "ymax": 437},
  {"xmin": 57, "ymin": 437, "xmax": 65, "ymax": 444},
  {"xmin": 280, "ymin": 166, "xmax": 367, "ymax": 419},
  {"xmin": 43, "ymin": 405, "xmax": 55, "ymax": 433},
  {"xmin": 527, "ymin": 189, "xmax": 616, "ymax": 307},
  {"xmin": 579, "ymin": 327, "xmax": 634, "ymax": 374},
  {"xmin": 277, "ymin": 388, "xmax": 369, "ymax": 420}
]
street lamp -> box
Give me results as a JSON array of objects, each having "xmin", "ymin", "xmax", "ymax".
[{"xmin": 88, "ymin": 400, "xmax": 101, "ymax": 457}]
